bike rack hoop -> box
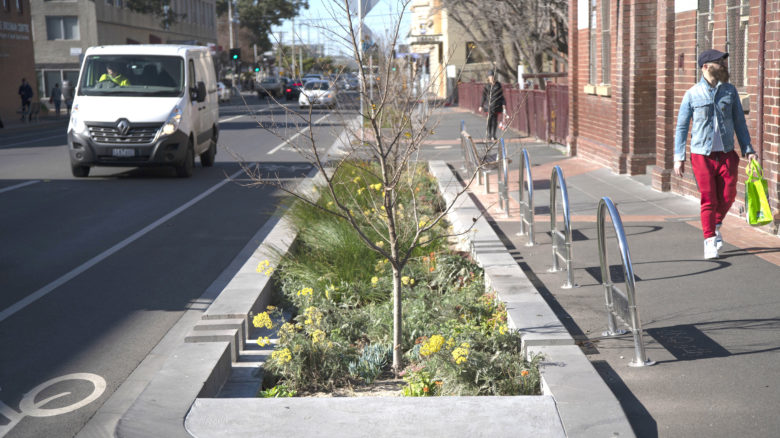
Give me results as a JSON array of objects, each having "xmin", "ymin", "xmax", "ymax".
[{"xmin": 596, "ymin": 197, "xmax": 655, "ymax": 367}]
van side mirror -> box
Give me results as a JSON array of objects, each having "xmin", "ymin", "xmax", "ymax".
[{"xmin": 191, "ymin": 81, "xmax": 206, "ymax": 102}]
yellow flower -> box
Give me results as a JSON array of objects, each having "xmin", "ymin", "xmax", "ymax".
[
  {"xmin": 353, "ymin": 176, "xmax": 361, "ymax": 183},
  {"xmin": 263, "ymin": 267, "xmax": 274, "ymax": 277},
  {"xmin": 357, "ymin": 187, "xmax": 366, "ymax": 195},
  {"xmin": 521, "ymin": 370, "xmax": 530, "ymax": 377},
  {"xmin": 404, "ymin": 132, "xmax": 412, "ymax": 138},
  {"xmin": 252, "ymin": 312, "xmax": 273, "ymax": 330},
  {"xmin": 401, "ymin": 276, "xmax": 410, "ymax": 285},
  {"xmin": 446, "ymin": 337, "xmax": 455, "ymax": 349},
  {"xmin": 499, "ymin": 325, "xmax": 508, "ymax": 335},
  {"xmin": 325, "ymin": 284, "xmax": 335, "ymax": 299},
  {"xmin": 296, "ymin": 287, "xmax": 313, "ymax": 296},
  {"xmin": 256, "ymin": 260, "xmax": 270, "ymax": 273},
  {"xmin": 271, "ymin": 348, "xmax": 292, "ymax": 363},
  {"xmin": 376, "ymin": 241, "xmax": 384, "ymax": 248},
  {"xmin": 256, "ymin": 336, "xmax": 270, "ymax": 347},
  {"xmin": 418, "ymin": 220, "xmax": 427, "ymax": 228},
  {"xmin": 371, "ymin": 276, "xmax": 379, "ymax": 286},
  {"xmin": 370, "ymin": 183, "xmax": 383, "ymax": 191},
  {"xmin": 410, "ymin": 278, "xmax": 415, "ymax": 285},
  {"xmin": 420, "ymin": 335, "xmax": 445, "ymax": 356},
  {"xmin": 266, "ymin": 305, "xmax": 276, "ymax": 311},
  {"xmin": 364, "ymin": 209, "xmax": 372, "ymax": 216},
  {"xmin": 451, "ymin": 346, "xmax": 469, "ymax": 365},
  {"xmin": 327, "ymin": 201, "xmax": 334, "ymax": 207},
  {"xmin": 311, "ymin": 329, "xmax": 326, "ymax": 344}
]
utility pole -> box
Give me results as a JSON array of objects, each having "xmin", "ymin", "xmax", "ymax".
[
  {"xmin": 298, "ymin": 22, "xmax": 303, "ymax": 75},
  {"xmin": 291, "ymin": 17, "xmax": 296, "ymax": 78},
  {"xmin": 277, "ymin": 31, "xmax": 283, "ymax": 76},
  {"xmin": 359, "ymin": 0, "xmax": 364, "ymax": 145}
]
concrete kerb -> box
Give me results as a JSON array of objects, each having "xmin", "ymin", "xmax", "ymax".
[
  {"xmin": 115, "ymin": 121, "xmax": 353, "ymax": 438},
  {"xmin": 428, "ymin": 160, "xmax": 635, "ymax": 437}
]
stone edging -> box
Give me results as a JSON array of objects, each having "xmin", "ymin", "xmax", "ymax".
[
  {"xmin": 428, "ymin": 161, "xmax": 635, "ymax": 437},
  {"xmin": 117, "ymin": 127, "xmax": 634, "ymax": 437}
]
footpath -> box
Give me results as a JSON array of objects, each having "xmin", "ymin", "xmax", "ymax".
[{"xmin": 428, "ymin": 107, "xmax": 780, "ymax": 437}]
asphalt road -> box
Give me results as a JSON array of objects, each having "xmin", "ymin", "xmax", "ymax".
[{"xmin": 0, "ymin": 93, "xmax": 344, "ymax": 438}]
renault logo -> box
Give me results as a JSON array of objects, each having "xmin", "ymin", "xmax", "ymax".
[{"xmin": 116, "ymin": 119, "xmax": 130, "ymax": 136}]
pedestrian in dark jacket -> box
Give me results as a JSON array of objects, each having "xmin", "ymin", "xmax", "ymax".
[
  {"xmin": 478, "ymin": 70, "xmax": 506, "ymax": 141},
  {"xmin": 18, "ymin": 78, "xmax": 34, "ymax": 120}
]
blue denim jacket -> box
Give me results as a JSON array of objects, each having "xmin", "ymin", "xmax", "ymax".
[{"xmin": 674, "ymin": 77, "xmax": 754, "ymax": 162}]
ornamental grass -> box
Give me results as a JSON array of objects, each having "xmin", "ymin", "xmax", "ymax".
[{"xmin": 256, "ymin": 162, "xmax": 541, "ymax": 396}]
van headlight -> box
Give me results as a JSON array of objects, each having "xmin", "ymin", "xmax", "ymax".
[
  {"xmin": 68, "ymin": 104, "xmax": 87, "ymax": 135},
  {"xmin": 161, "ymin": 106, "xmax": 182, "ymax": 135}
]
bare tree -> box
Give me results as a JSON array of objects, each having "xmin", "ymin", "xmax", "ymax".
[
  {"xmin": 439, "ymin": 0, "xmax": 567, "ymax": 88},
  {"xmin": 234, "ymin": 0, "xmax": 496, "ymax": 374}
]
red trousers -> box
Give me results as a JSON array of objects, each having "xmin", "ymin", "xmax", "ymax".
[{"xmin": 691, "ymin": 150, "xmax": 740, "ymax": 238}]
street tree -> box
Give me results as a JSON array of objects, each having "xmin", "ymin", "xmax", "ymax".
[
  {"xmin": 216, "ymin": 0, "xmax": 309, "ymax": 52},
  {"xmin": 439, "ymin": 0, "xmax": 567, "ymax": 88},
  {"xmin": 239, "ymin": 0, "xmax": 486, "ymax": 374}
]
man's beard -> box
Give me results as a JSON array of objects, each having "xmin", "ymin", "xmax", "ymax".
[{"xmin": 708, "ymin": 64, "xmax": 730, "ymax": 83}]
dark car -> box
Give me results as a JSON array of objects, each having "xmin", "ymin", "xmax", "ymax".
[
  {"xmin": 256, "ymin": 76, "xmax": 283, "ymax": 98},
  {"xmin": 284, "ymin": 79, "xmax": 303, "ymax": 101}
]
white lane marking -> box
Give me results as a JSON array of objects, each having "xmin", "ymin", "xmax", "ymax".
[
  {"xmin": 0, "ymin": 169, "xmax": 245, "ymax": 324},
  {"xmin": 219, "ymin": 114, "xmax": 244, "ymax": 123},
  {"xmin": 267, "ymin": 113, "xmax": 330, "ymax": 155},
  {"xmin": 1, "ymin": 134, "xmax": 65, "ymax": 148},
  {"xmin": 434, "ymin": 145, "xmax": 453, "ymax": 149},
  {"xmin": 0, "ymin": 181, "xmax": 40, "ymax": 195},
  {"xmin": 0, "ymin": 373, "xmax": 106, "ymax": 437}
]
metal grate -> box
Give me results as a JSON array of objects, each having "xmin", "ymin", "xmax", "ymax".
[
  {"xmin": 726, "ymin": 0, "xmax": 750, "ymax": 89},
  {"xmin": 88, "ymin": 124, "xmax": 160, "ymax": 144}
]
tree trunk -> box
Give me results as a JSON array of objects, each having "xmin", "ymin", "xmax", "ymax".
[{"xmin": 391, "ymin": 264, "xmax": 402, "ymax": 374}]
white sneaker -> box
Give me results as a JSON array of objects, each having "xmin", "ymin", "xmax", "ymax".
[
  {"xmin": 714, "ymin": 224, "xmax": 723, "ymax": 250},
  {"xmin": 704, "ymin": 237, "xmax": 719, "ymax": 259}
]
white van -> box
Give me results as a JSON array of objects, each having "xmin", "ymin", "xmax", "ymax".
[{"xmin": 67, "ymin": 45, "xmax": 219, "ymax": 177}]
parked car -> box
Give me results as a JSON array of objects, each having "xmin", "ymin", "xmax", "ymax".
[
  {"xmin": 298, "ymin": 80, "xmax": 337, "ymax": 109},
  {"xmin": 302, "ymin": 74, "xmax": 325, "ymax": 82},
  {"xmin": 284, "ymin": 79, "xmax": 303, "ymax": 101},
  {"xmin": 217, "ymin": 81, "xmax": 231, "ymax": 102},
  {"xmin": 257, "ymin": 76, "xmax": 283, "ymax": 98},
  {"xmin": 67, "ymin": 45, "xmax": 219, "ymax": 178}
]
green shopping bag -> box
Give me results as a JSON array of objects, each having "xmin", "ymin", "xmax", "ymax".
[{"xmin": 745, "ymin": 159, "xmax": 774, "ymax": 226}]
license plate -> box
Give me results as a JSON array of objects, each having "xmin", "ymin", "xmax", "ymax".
[{"xmin": 112, "ymin": 148, "xmax": 135, "ymax": 157}]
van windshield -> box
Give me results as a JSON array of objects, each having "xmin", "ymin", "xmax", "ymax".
[{"xmin": 79, "ymin": 55, "xmax": 184, "ymax": 97}]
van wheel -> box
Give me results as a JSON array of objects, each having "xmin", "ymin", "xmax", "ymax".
[
  {"xmin": 200, "ymin": 139, "xmax": 216, "ymax": 167},
  {"xmin": 176, "ymin": 142, "xmax": 194, "ymax": 178},
  {"xmin": 71, "ymin": 164, "xmax": 90, "ymax": 178}
]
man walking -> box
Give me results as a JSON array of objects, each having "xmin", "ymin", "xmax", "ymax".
[
  {"xmin": 18, "ymin": 78, "xmax": 33, "ymax": 120},
  {"xmin": 674, "ymin": 49, "xmax": 757, "ymax": 259},
  {"xmin": 478, "ymin": 70, "xmax": 506, "ymax": 141}
]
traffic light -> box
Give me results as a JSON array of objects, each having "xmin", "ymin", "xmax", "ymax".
[
  {"xmin": 229, "ymin": 48, "xmax": 241, "ymax": 61},
  {"xmin": 254, "ymin": 64, "xmax": 260, "ymax": 72}
]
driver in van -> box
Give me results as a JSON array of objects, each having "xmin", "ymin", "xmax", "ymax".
[{"xmin": 99, "ymin": 63, "xmax": 131, "ymax": 86}]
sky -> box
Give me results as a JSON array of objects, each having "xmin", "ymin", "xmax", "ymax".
[{"xmin": 272, "ymin": 0, "xmax": 412, "ymax": 57}]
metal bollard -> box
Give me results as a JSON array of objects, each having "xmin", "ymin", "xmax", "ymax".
[
  {"xmin": 596, "ymin": 197, "xmax": 655, "ymax": 367},
  {"xmin": 548, "ymin": 166, "xmax": 577, "ymax": 288},
  {"xmin": 517, "ymin": 148, "xmax": 535, "ymax": 246}
]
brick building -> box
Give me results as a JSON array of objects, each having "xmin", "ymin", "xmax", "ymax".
[
  {"xmin": 1, "ymin": 0, "xmax": 36, "ymax": 123},
  {"xmin": 569, "ymin": 0, "xmax": 779, "ymax": 229}
]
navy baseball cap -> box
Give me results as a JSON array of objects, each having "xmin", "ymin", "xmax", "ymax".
[{"xmin": 698, "ymin": 49, "xmax": 728, "ymax": 68}]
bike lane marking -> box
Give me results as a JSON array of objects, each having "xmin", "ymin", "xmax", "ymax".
[
  {"xmin": 0, "ymin": 181, "xmax": 40, "ymax": 195},
  {"xmin": 0, "ymin": 373, "xmax": 106, "ymax": 437},
  {"xmin": 0, "ymin": 168, "xmax": 246, "ymax": 324},
  {"xmin": 267, "ymin": 113, "xmax": 330, "ymax": 155}
]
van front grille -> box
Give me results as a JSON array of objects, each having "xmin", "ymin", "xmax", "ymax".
[{"xmin": 88, "ymin": 123, "xmax": 161, "ymax": 144}]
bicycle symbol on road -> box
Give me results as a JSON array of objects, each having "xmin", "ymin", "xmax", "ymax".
[{"xmin": 0, "ymin": 373, "xmax": 106, "ymax": 437}]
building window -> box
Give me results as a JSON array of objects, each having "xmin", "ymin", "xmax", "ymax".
[
  {"xmin": 588, "ymin": 0, "xmax": 597, "ymax": 84},
  {"xmin": 696, "ymin": 0, "xmax": 714, "ymax": 80},
  {"xmin": 38, "ymin": 69, "xmax": 79, "ymax": 97},
  {"xmin": 726, "ymin": 0, "xmax": 749, "ymax": 89},
  {"xmin": 16, "ymin": 0, "xmax": 22, "ymax": 14},
  {"xmin": 601, "ymin": 0, "xmax": 610, "ymax": 84},
  {"xmin": 116, "ymin": 0, "xmax": 123, "ymax": 8},
  {"xmin": 465, "ymin": 42, "xmax": 487, "ymax": 64},
  {"xmin": 4, "ymin": 0, "xmax": 10, "ymax": 12},
  {"xmin": 46, "ymin": 16, "xmax": 80, "ymax": 40}
]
